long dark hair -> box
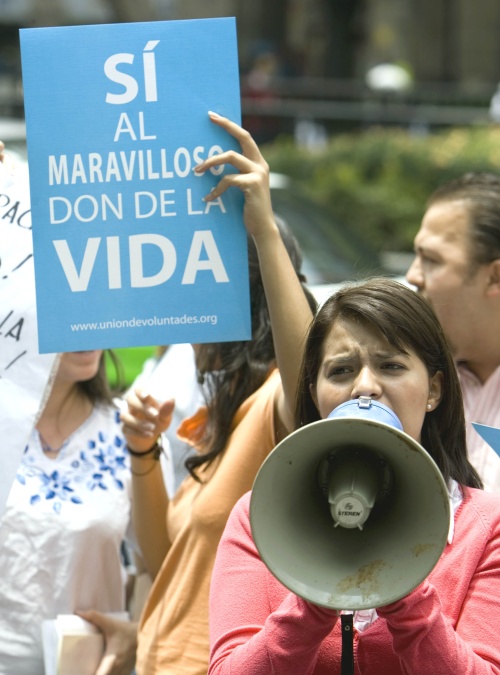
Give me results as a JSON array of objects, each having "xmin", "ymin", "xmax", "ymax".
[
  {"xmin": 186, "ymin": 217, "xmax": 316, "ymax": 480},
  {"xmin": 77, "ymin": 350, "xmax": 124, "ymax": 405},
  {"xmin": 295, "ymin": 278, "xmax": 482, "ymax": 489}
]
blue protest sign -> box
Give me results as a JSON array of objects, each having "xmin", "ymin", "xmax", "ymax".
[
  {"xmin": 20, "ymin": 18, "xmax": 250, "ymax": 353},
  {"xmin": 472, "ymin": 423, "xmax": 500, "ymax": 459}
]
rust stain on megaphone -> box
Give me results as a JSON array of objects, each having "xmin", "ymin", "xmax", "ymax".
[{"xmin": 336, "ymin": 559, "xmax": 387, "ymax": 596}]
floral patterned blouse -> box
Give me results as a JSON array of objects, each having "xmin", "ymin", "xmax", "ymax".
[{"xmin": 0, "ymin": 403, "xmax": 132, "ymax": 675}]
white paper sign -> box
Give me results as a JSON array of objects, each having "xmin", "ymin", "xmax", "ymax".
[{"xmin": 0, "ymin": 156, "xmax": 57, "ymax": 516}]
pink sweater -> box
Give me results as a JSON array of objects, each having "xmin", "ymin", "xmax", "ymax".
[{"xmin": 209, "ymin": 488, "xmax": 500, "ymax": 674}]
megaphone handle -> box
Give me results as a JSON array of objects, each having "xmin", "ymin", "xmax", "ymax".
[{"xmin": 341, "ymin": 614, "xmax": 354, "ymax": 675}]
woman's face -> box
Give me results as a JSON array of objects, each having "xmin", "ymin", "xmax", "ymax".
[
  {"xmin": 57, "ymin": 350, "xmax": 103, "ymax": 385},
  {"xmin": 310, "ymin": 318, "xmax": 442, "ymax": 442}
]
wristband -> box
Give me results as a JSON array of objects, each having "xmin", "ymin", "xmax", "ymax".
[{"xmin": 127, "ymin": 437, "xmax": 163, "ymax": 460}]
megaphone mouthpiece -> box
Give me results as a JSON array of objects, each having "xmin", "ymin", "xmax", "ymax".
[{"xmin": 320, "ymin": 448, "xmax": 391, "ymax": 530}]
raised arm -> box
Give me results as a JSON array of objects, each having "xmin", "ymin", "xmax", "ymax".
[
  {"xmin": 120, "ymin": 390, "xmax": 174, "ymax": 579},
  {"xmin": 195, "ymin": 113, "xmax": 314, "ymax": 428}
]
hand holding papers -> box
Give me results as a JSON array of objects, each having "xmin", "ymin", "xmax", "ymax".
[{"xmin": 42, "ymin": 613, "xmax": 129, "ymax": 675}]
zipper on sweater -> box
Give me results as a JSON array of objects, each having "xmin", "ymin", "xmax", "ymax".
[{"xmin": 341, "ymin": 613, "xmax": 354, "ymax": 675}]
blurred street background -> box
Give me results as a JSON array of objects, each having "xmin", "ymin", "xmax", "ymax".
[{"xmin": 2, "ymin": 0, "xmax": 500, "ymax": 382}]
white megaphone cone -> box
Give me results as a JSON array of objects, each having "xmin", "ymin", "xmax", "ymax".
[{"xmin": 250, "ymin": 397, "xmax": 450, "ymax": 610}]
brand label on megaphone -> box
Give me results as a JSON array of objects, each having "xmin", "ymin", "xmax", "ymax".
[
  {"xmin": 319, "ymin": 447, "xmax": 388, "ymax": 530},
  {"xmin": 335, "ymin": 497, "xmax": 365, "ymax": 526}
]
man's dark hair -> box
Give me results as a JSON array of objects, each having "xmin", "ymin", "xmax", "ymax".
[{"xmin": 428, "ymin": 172, "xmax": 500, "ymax": 268}]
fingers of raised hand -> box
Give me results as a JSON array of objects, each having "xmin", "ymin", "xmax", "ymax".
[
  {"xmin": 158, "ymin": 399, "xmax": 175, "ymax": 426},
  {"xmin": 121, "ymin": 389, "xmax": 161, "ymax": 438},
  {"xmin": 196, "ymin": 159, "xmax": 269, "ymax": 205},
  {"xmin": 194, "ymin": 111, "xmax": 269, "ymax": 178},
  {"xmin": 207, "ymin": 111, "xmax": 262, "ymax": 160},
  {"xmin": 121, "ymin": 415, "xmax": 157, "ymax": 440},
  {"xmin": 126, "ymin": 389, "xmax": 160, "ymax": 419},
  {"xmin": 195, "ymin": 147, "xmax": 265, "ymax": 175}
]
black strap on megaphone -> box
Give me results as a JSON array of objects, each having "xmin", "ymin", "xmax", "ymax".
[{"xmin": 341, "ymin": 614, "xmax": 354, "ymax": 675}]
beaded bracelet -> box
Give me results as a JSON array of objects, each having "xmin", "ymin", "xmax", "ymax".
[
  {"xmin": 127, "ymin": 439, "xmax": 163, "ymax": 476},
  {"xmin": 127, "ymin": 438, "xmax": 163, "ymax": 461}
]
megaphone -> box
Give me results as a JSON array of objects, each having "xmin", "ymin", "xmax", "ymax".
[{"xmin": 250, "ymin": 397, "xmax": 450, "ymax": 610}]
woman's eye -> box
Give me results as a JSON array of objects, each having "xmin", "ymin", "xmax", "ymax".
[
  {"xmin": 381, "ymin": 362, "xmax": 405, "ymax": 371},
  {"xmin": 328, "ymin": 366, "xmax": 351, "ymax": 377}
]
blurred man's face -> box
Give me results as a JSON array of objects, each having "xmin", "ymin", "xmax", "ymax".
[{"xmin": 406, "ymin": 200, "xmax": 486, "ymax": 363}]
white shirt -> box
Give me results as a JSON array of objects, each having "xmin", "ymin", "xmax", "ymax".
[
  {"xmin": 458, "ymin": 363, "xmax": 500, "ymax": 493},
  {"xmin": 0, "ymin": 403, "xmax": 132, "ymax": 675}
]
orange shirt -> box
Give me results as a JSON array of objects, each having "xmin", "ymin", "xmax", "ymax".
[{"xmin": 136, "ymin": 369, "xmax": 282, "ymax": 674}]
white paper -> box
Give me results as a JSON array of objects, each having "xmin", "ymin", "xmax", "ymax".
[
  {"xmin": 42, "ymin": 613, "xmax": 129, "ymax": 675},
  {"xmin": 0, "ymin": 157, "xmax": 57, "ymax": 518}
]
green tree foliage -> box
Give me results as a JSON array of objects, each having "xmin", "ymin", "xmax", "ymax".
[{"xmin": 263, "ymin": 126, "xmax": 500, "ymax": 251}]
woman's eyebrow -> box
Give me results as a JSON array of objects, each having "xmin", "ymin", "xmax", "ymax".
[
  {"xmin": 323, "ymin": 352, "xmax": 355, "ymax": 363},
  {"xmin": 373, "ymin": 350, "xmax": 407, "ymax": 359}
]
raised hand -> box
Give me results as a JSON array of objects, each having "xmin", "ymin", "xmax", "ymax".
[
  {"xmin": 194, "ymin": 112, "xmax": 276, "ymax": 241},
  {"xmin": 120, "ymin": 389, "xmax": 174, "ymax": 454}
]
